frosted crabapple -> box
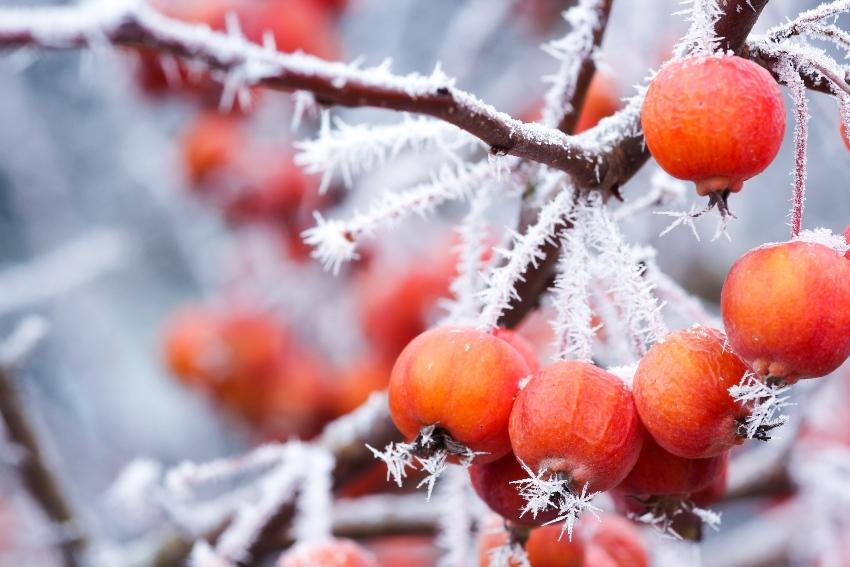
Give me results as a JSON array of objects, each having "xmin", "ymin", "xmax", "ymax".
[
  {"xmin": 278, "ymin": 538, "xmax": 378, "ymax": 567},
  {"xmin": 469, "ymin": 453, "xmax": 558, "ymax": 525},
  {"xmin": 586, "ymin": 513, "xmax": 649, "ymax": 567},
  {"xmin": 387, "ymin": 326, "xmax": 531, "ymax": 465},
  {"xmin": 493, "ymin": 328, "xmax": 541, "ymax": 372},
  {"xmin": 721, "ymin": 239, "xmax": 850, "ymax": 381},
  {"xmin": 476, "ymin": 515, "xmax": 586, "ymax": 567},
  {"xmin": 641, "ymin": 55, "xmax": 785, "ymax": 213},
  {"xmin": 618, "ymin": 436, "xmax": 728, "ymax": 498},
  {"xmin": 182, "ymin": 112, "xmax": 243, "ymax": 186},
  {"xmin": 584, "ymin": 547, "xmax": 619, "ymax": 567},
  {"xmin": 845, "ymin": 225, "xmax": 850, "ymax": 259},
  {"xmin": 633, "ymin": 327, "xmax": 750, "ymax": 458},
  {"xmin": 508, "ymin": 362, "xmax": 644, "ymax": 498}
]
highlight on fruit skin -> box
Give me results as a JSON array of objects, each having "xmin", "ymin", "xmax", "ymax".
[
  {"xmin": 632, "ymin": 326, "xmax": 750, "ymax": 459},
  {"xmin": 388, "ymin": 326, "xmax": 532, "ymax": 463},
  {"xmin": 721, "ymin": 238, "xmax": 850, "ymax": 382},
  {"xmin": 277, "ymin": 538, "xmax": 379, "ymax": 567},
  {"xmin": 585, "ymin": 513, "xmax": 649, "ymax": 567},
  {"xmin": 508, "ymin": 361, "xmax": 644, "ymax": 494},
  {"xmin": 641, "ymin": 55, "xmax": 785, "ymax": 200}
]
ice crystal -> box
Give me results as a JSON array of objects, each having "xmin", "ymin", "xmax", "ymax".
[{"xmin": 729, "ymin": 372, "xmax": 792, "ymax": 441}]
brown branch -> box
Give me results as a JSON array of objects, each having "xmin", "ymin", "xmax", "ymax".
[
  {"xmin": 0, "ymin": 3, "xmax": 627, "ymax": 189},
  {"xmin": 744, "ymin": 40, "xmax": 850, "ymax": 97},
  {"xmin": 0, "ymin": 358, "xmax": 84, "ymax": 566}
]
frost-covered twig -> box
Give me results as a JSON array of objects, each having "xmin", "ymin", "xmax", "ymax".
[
  {"xmin": 0, "ymin": 1, "xmax": 627, "ymax": 183},
  {"xmin": 477, "ymin": 180, "xmax": 575, "ymax": 331},
  {"xmin": 613, "ymin": 170, "xmax": 687, "ymax": 221},
  {"xmin": 303, "ymin": 163, "xmax": 494, "ymax": 274},
  {"xmin": 436, "ymin": 467, "xmax": 476, "ymax": 567},
  {"xmin": 782, "ymin": 58, "xmax": 809, "ymax": 238},
  {"xmin": 767, "ymin": 0, "xmax": 850, "ymax": 42},
  {"xmin": 442, "ymin": 190, "xmax": 493, "ymax": 326},
  {"xmin": 550, "ymin": 210, "xmax": 594, "ymax": 362},
  {"xmin": 295, "ymin": 114, "xmax": 482, "ymax": 192},
  {"xmin": 729, "ymin": 372, "xmax": 792, "ymax": 441},
  {"xmin": 542, "ymin": 0, "xmax": 613, "ymax": 131},
  {"xmin": 585, "ymin": 198, "xmax": 667, "ymax": 356},
  {"xmin": 0, "ymin": 319, "xmax": 84, "ymax": 567},
  {"xmin": 676, "ymin": 0, "xmax": 724, "ymax": 56}
]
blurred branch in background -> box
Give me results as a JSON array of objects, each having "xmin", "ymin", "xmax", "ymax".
[{"xmin": 0, "ymin": 317, "xmax": 86, "ymax": 567}]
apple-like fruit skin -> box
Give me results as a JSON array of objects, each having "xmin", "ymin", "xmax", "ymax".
[
  {"xmin": 721, "ymin": 241, "xmax": 850, "ymax": 381},
  {"xmin": 389, "ymin": 327, "xmax": 531, "ymax": 463},
  {"xmin": 633, "ymin": 327, "xmax": 749, "ymax": 459},
  {"xmin": 509, "ymin": 361, "xmax": 644, "ymax": 492}
]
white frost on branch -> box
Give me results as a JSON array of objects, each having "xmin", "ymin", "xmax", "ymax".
[
  {"xmin": 292, "ymin": 448, "xmax": 335, "ymax": 543},
  {"xmin": 675, "ymin": 0, "xmax": 724, "ymax": 56},
  {"xmin": 436, "ymin": 467, "xmax": 476, "ymax": 567},
  {"xmin": 477, "ymin": 179, "xmax": 575, "ymax": 331},
  {"xmin": 295, "ymin": 114, "xmax": 482, "ymax": 192},
  {"xmin": 442, "ymin": 190, "xmax": 493, "ymax": 326},
  {"xmin": 487, "ymin": 542, "xmax": 531, "ymax": 567},
  {"xmin": 778, "ymin": 57, "xmax": 810, "ymax": 237},
  {"xmin": 303, "ymin": 163, "xmax": 494, "ymax": 274},
  {"xmin": 318, "ymin": 391, "xmax": 390, "ymax": 453},
  {"xmin": 541, "ymin": 0, "xmax": 605, "ymax": 128},
  {"xmin": 729, "ymin": 372, "xmax": 792, "ymax": 440},
  {"xmin": 613, "ymin": 169, "xmax": 687, "ymax": 221},
  {"xmin": 550, "ymin": 208, "xmax": 594, "ymax": 362},
  {"xmin": 767, "ymin": 0, "xmax": 850, "ymax": 42},
  {"xmin": 585, "ymin": 197, "xmax": 667, "ymax": 356}
]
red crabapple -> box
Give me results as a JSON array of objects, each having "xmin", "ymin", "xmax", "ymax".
[
  {"xmin": 584, "ymin": 546, "xmax": 619, "ymax": 567},
  {"xmin": 477, "ymin": 515, "xmax": 586, "ymax": 567},
  {"xmin": 469, "ymin": 454, "xmax": 558, "ymax": 526},
  {"xmin": 721, "ymin": 240, "xmax": 850, "ymax": 381},
  {"xmin": 633, "ymin": 326, "xmax": 750, "ymax": 458},
  {"xmin": 618, "ymin": 436, "xmax": 728, "ymax": 498},
  {"xmin": 841, "ymin": 118, "xmax": 850, "ymax": 151},
  {"xmin": 494, "ymin": 328, "xmax": 540, "ymax": 373},
  {"xmin": 508, "ymin": 361, "xmax": 644, "ymax": 493},
  {"xmin": 575, "ymin": 74, "xmax": 622, "ymax": 134},
  {"xmin": 691, "ymin": 454, "xmax": 729, "ymax": 507},
  {"xmin": 642, "ymin": 56, "xmax": 785, "ymax": 201},
  {"xmin": 389, "ymin": 327, "xmax": 531, "ymax": 463},
  {"xmin": 278, "ymin": 539, "xmax": 378, "ymax": 567},
  {"xmin": 844, "ymin": 225, "xmax": 850, "ymax": 259},
  {"xmin": 182, "ymin": 112, "xmax": 243, "ymax": 186},
  {"xmin": 586, "ymin": 514, "xmax": 648, "ymax": 567}
]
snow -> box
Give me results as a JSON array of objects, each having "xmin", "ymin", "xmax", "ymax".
[{"xmin": 728, "ymin": 372, "xmax": 792, "ymax": 440}]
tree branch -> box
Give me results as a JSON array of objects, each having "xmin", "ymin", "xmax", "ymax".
[
  {"xmin": 0, "ymin": 1, "xmax": 627, "ymax": 190},
  {"xmin": 0, "ymin": 319, "xmax": 84, "ymax": 567}
]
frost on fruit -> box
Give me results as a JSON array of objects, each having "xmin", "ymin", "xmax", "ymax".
[
  {"xmin": 630, "ymin": 498, "xmax": 721, "ymax": 539},
  {"xmin": 367, "ymin": 424, "xmax": 484, "ymax": 501},
  {"xmin": 511, "ymin": 460, "xmax": 601, "ymax": 541},
  {"xmin": 793, "ymin": 227, "xmax": 850, "ymax": 256},
  {"xmin": 487, "ymin": 542, "xmax": 531, "ymax": 567},
  {"xmin": 729, "ymin": 372, "xmax": 792, "ymax": 441}
]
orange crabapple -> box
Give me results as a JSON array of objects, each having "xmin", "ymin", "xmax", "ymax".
[
  {"xmin": 641, "ymin": 55, "xmax": 785, "ymax": 211},
  {"xmin": 388, "ymin": 326, "xmax": 532, "ymax": 464},
  {"xmin": 617, "ymin": 436, "xmax": 729, "ymax": 498},
  {"xmin": 476, "ymin": 515, "xmax": 586, "ymax": 567},
  {"xmin": 364, "ymin": 535, "xmax": 438, "ymax": 567},
  {"xmin": 508, "ymin": 361, "xmax": 644, "ymax": 494},
  {"xmin": 632, "ymin": 326, "xmax": 751, "ymax": 459},
  {"xmin": 721, "ymin": 240, "xmax": 850, "ymax": 382},
  {"xmin": 585, "ymin": 513, "xmax": 649, "ymax": 567},
  {"xmin": 277, "ymin": 538, "xmax": 378, "ymax": 567}
]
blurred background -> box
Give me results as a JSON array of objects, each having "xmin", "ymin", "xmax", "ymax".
[{"xmin": 0, "ymin": 0, "xmax": 848, "ymax": 565}]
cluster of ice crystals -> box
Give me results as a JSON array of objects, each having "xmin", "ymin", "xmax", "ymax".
[{"xmin": 729, "ymin": 372, "xmax": 792, "ymax": 441}]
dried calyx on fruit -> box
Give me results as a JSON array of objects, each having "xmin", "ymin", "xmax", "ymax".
[
  {"xmin": 641, "ymin": 55, "xmax": 785, "ymax": 224},
  {"xmin": 372, "ymin": 326, "xmax": 532, "ymax": 498},
  {"xmin": 508, "ymin": 361, "xmax": 644, "ymax": 538}
]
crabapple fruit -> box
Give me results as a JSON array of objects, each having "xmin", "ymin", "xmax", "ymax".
[
  {"xmin": 508, "ymin": 361, "xmax": 644, "ymax": 492},
  {"xmin": 633, "ymin": 327, "xmax": 750, "ymax": 458},
  {"xmin": 721, "ymin": 240, "xmax": 850, "ymax": 381},
  {"xmin": 575, "ymin": 74, "xmax": 621, "ymax": 134},
  {"xmin": 278, "ymin": 538, "xmax": 378, "ymax": 567},
  {"xmin": 389, "ymin": 327, "xmax": 532, "ymax": 463},
  {"xmin": 587, "ymin": 514, "xmax": 648, "ymax": 567},
  {"xmin": 691, "ymin": 453, "xmax": 729, "ymax": 507},
  {"xmin": 618, "ymin": 436, "xmax": 728, "ymax": 497},
  {"xmin": 476, "ymin": 515, "xmax": 586, "ymax": 567},
  {"xmin": 584, "ymin": 546, "xmax": 619, "ymax": 567},
  {"xmin": 469, "ymin": 453, "xmax": 557, "ymax": 526},
  {"xmin": 642, "ymin": 55, "xmax": 785, "ymax": 197},
  {"xmin": 494, "ymin": 328, "xmax": 540, "ymax": 372}
]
